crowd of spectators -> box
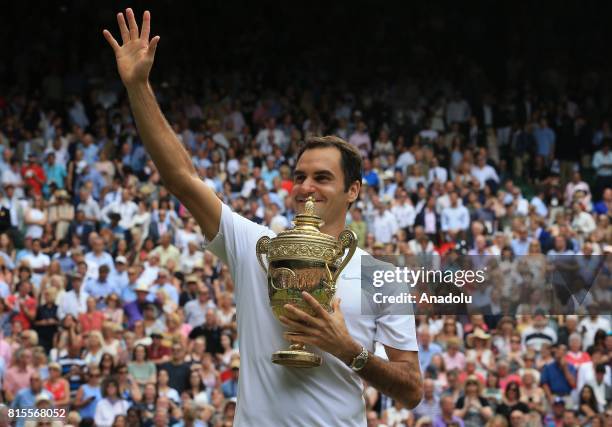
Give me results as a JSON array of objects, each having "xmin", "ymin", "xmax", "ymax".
[{"xmin": 0, "ymin": 3, "xmax": 611, "ymax": 426}]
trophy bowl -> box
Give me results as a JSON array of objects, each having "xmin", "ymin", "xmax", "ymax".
[{"xmin": 256, "ymin": 197, "xmax": 357, "ymax": 368}]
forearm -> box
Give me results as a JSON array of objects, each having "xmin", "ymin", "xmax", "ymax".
[
  {"xmin": 341, "ymin": 347, "xmax": 422, "ymax": 408},
  {"xmin": 126, "ymin": 82, "xmax": 197, "ymax": 190}
]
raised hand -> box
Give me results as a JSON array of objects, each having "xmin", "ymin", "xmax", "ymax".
[{"xmin": 103, "ymin": 8, "xmax": 160, "ymax": 87}]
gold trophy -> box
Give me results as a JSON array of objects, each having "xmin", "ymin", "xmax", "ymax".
[{"xmin": 256, "ymin": 196, "xmax": 357, "ymax": 367}]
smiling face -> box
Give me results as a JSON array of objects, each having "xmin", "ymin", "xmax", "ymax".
[{"xmin": 292, "ymin": 147, "xmax": 360, "ymax": 236}]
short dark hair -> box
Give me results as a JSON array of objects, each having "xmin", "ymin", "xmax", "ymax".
[{"xmin": 296, "ymin": 136, "xmax": 362, "ymax": 192}]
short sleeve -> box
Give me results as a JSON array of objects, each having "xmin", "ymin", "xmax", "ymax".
[
  {"xmin": 203, "ymin": 203, "xmax": 274, "ymax": 274},
  {"xmin": 375, "ymin": 313, "xmax": 419, "ymax": 351}
]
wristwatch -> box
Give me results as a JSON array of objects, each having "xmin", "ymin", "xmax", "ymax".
[{"xmin": 349, "ymin": 346, "xmax": 369, "ymax": 371}]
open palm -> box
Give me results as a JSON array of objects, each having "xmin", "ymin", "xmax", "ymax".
[{"xmin": 103, "ymin": 8, "xmax": 160, "ymax": 86}]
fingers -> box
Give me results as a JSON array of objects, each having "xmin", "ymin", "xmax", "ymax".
[
  {"xmin": 279, "ymin": 316, "xmax": 313, "ymax": 334},
  {"xmin": 332, "ymin": 297, "xmax": 342, "ymax": 313},
  {"xmin": 102, "ymin": 30, "xmax": 120, "ymax": 52},
  {"xmin": 126, "ymin": 8, "xmax": 139, "ymax": 40},
  {"xmin": 148, "ymin": 36, "xmax": 160, "ymax": 58},
  {"xmin": 117, "ymin": 12, "xmax": 130, "ymax": 44},
  {"xmin": 283, "ymin": 304, "xmax": 320, "ymax": 327},
  {"xmin": 140, "ymin": 10, "xmax": 150, "ymax": 41},
  {"xmin": 301, "ymin": 291, "xmax": 330, "ymax": 319}
]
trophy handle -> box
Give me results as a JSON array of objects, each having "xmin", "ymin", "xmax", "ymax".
[
  {"xmin": 331, "ymin": 230, "xmax": 358, "ymax": 283},
  {"xmin": 256, "ymin": 236, "xmax": 271, "ymax": 274}
]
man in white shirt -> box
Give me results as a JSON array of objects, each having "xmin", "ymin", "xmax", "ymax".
[
  {"xmin": 470, "ymin": 155, "xmax": 499, "ymax": 189},
  {"xmin": 391, "ymin": 190, "xmax": 416, "ymax": 234},
  {"xmin": 101, "ymin": 188, "xmax": 139, "ymax": 229},
  {"xmin": 427, "ymin": 158, "xmax": 448, "ymax": 185},
  {"xmin": 441, "ymin": 192, "xmax": 470, "ymax": 239},
  {"xmin": 104, "ymin": 13, "xmax": 422, "ymax": 426},
  {"xmin": 22, "ymin": 239, "xmax": 50, "ymax": 289},
  {"xmin": 256, "ymin": 118, "xmax": 287, "ymax": 155},
  {"xmin": 84, "ymin": 236, "xmax": 115, "ymax": 277},
  {"xmin": 57, "ymin": 273, "xmax": 88, "ymax": 319},
  {"xmin": 372, "ymin": 201, "xmax": 399, "ymax": 244}
]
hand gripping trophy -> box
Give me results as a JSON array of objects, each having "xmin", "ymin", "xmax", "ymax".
[{"xmin": 256, "ymin": 196, "xmax": 357, "ymax": 367}]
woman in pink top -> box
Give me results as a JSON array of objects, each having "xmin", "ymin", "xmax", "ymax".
[
  {"xmin": 565, "ymin": 332, "xmax": 591, "ymax": 367},
  {"xmin": 79, "ymin": 296, "xmax": 105, "ymax": 333}
]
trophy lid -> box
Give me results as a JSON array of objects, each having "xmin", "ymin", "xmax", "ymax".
[{"xmin": 292, "ymin": 196, "xmax": 324, "ymax": 231}]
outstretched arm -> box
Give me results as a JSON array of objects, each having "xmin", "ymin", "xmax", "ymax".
[{"xmin": 103, "ymin": 9, "xmax": 221, "ymax": 241}]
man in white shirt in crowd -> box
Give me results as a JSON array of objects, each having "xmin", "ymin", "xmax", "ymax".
[
  {"xmin": 22, "ymin": 239, "xmax": 50, "ymax": 289},
  {"xmin": 446, "ymin": 92, "xmax": 471, "ymax": 125},
  {"xmin": 57, "ymin": 273, "xmax": 88, "ymax": 319},
  {"xmin": 101, "ymin": 188, "xmax": 139, "ymax": 230},
  {"xmin": 592, "ymin": 140, "xmax": 612, "ymax": 199},
  {"xmin": 104, "ymin": 11, "xmax": 421, "ymax": 426},
  {"xmin": 470, "ymin": 155, "xmax": 499, "ymax": 189},
  {"xmin": 391, "ymin": 189, "xmax": 416, "ymax": 235},
  {"xmin": 441, "ymin": 192, "xmax": 470, "ymax": 240},
  {"xmin": 256, "ymin": 118, "xmax": 287, "ymax": 155},
  {"xmin": 180, "ymin": 240, "xmax": 204, "ymax": 274},
  {"xmin": 427, "ymin": 157, "xmax": 448, "ymax": 185},
  {"xmin": 77, "ymin": 187, "xmax": 101, "ymax": 227},
  {"xmin": 184, "ymin": 280, "xmax": 216, "ymax": 327},
  {"xmin": 372, "ymin": 199, "xmax": 399, "ymax": 244},
  {"xmin": 85, "ymin": 236, "xmax": 115, "ymax": 276}
]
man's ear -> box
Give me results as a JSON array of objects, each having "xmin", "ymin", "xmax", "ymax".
[{"xmin": 347, "ymin": 180, "xmax": 361, "ymax": 204}]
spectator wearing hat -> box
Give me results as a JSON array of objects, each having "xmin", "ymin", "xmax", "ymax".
[
  {"xmin": 544, "ymin": 397, "xmax": 567, "ymax": 427},
  {"xmin": 178, "ymin": 273, "xmax": 199, "ymax": 306},
  {"xmin": 466, "ymin": 328, "xmax": 494, "ymax": 373},
  {"xmin": 123, "ymin": 281, "xmax": 153, "ymax": 329}
]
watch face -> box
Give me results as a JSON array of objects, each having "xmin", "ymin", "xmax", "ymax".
[{"xmin": 354, "ymin": 357, "xmax": 367, "ymax": 370}]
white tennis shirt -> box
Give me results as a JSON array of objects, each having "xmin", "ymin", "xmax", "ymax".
[{"xmin": 207, "ymin": 203, "xmax": 418, "ymax": 426}]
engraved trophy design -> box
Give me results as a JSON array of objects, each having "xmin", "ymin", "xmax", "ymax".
[{"xmin": 256, "ymin": 196, "xmax": 357, "ymax": 367}]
